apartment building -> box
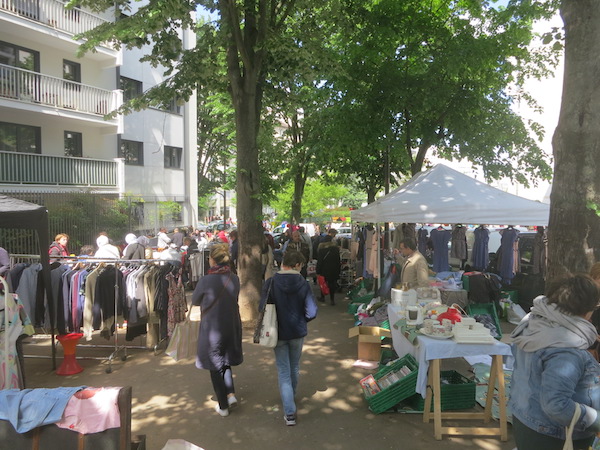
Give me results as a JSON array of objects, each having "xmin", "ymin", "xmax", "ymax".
[{"xmin": 0, "ymin": 0, "xmax": 198, "ymax": 246}]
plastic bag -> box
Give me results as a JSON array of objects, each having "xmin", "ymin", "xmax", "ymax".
[
  {"xmin": 507, "ymin": 303, "xmax": 526, "ymax": 325},
  {"xmin": 317, "ymin": 275, "xmax": 330, "ymax": 296},
  {"xmin": 165, "ymin": 308, "xmax": 199, "ymax": 361}
]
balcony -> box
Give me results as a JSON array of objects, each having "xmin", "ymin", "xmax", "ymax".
[
  {"xmin": 0, "ymin": 0, "xmax": 107, "ymax": 37},
  {"xmin": 0, "ymin": 63, "xmax": 118, "ymax": 117},
  {"xmin": 0, "ymin": 151, "xmax": 119, "ymax": 190}
]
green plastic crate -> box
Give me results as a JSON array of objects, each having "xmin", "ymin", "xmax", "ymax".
[
  {"xmin": 467, "ymin": 302, "xmax": 503, "ymax": 340},
  {"xmin": 408, "ymin": 370, "xmax": 476, "ymax": 412},
  {"xmin": 364, "ymin": 354, "xmax": 418, "ymax": 414},
  {"xmin": 378, "ymin": 348, "xmax": 398, "ymax": 370},
  {"xmin": 348, "ymin": 279, "xmax": 375, "ymax": 303},
  {"xmin": 349, "ymin": 292, "xmax": 375, "ymax": 304},
  {"xmin": 347, "ymin": 303, "xmax": 362, "ymax": 315}
]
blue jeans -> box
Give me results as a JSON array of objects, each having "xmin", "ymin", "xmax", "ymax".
[{"xmin": 274, "ymin": 338, "xmax": 304, "ymax": 416}]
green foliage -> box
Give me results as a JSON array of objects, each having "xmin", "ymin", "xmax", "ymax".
[
  {"xmin": 158, "ymin": 201, "xmax": 182, "ymax": 222},
  {"xmin": 315, "ymin": 0, "xmax": 558, "ymax": 193},
  {"xmin": 267, "ymin": 177, "xmax": 364, "ymax": 220}
]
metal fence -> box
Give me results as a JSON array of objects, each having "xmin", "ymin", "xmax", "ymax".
[{"xmin": 0, "ymin": 192, "xmax": 182, "ymax": 255}]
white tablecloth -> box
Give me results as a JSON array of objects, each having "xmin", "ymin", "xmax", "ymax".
[{"xmin": 388, "ymin": 305, "xmax": 513, "ymax": 396}]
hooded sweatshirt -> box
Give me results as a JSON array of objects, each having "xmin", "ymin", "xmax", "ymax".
[{"xmin": 259, "ymin": 269, "xmax": 317, "ymax": 341}]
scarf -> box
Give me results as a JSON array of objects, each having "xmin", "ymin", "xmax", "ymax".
[
  {"xmin": 208, "ymin": 264, "xmax": 231, "ymax": 275},
  {"xmin": 511, "ymin": 296, "xmax": 598, "ymax": 352}
]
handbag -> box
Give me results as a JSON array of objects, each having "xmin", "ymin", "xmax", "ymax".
[
  {"xmin": 306, "ymin": 259, "xmax": 317, "ymax": 277},
  {"xmin": 253, "ymin": 280, "xmax": 278, "ymax": 348},
  {"xmin": 317, "ymin": 275, "xmax": 330, "ymax": 296},
  {"xmin": 563, "ymin": 402, "xmax": 582, "ymax": 450},
  {"xmin": 165, "ymin": 305, "xmax": 199, "ymax": 361}
]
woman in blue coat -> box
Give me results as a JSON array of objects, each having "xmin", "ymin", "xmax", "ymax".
[
  {"xmin": 192, "ymin": 244, "xmax": 243, "ymax": 417},
  {"xmin": 259, "ymin": 251, "xmax": 318, "ymax": 426}
]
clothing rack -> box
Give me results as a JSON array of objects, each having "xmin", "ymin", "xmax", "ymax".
[
  {"xmin": 60, "ymin": 256, "xmax": 177, "ymax": 373},
  {"xmin": 11, "ymin": 255, "xmax": 178, "ymax": 374}
]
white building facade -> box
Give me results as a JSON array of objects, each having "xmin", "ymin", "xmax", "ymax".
[{"xmin": 0, "ymin": 0, "xmax": 198, "ymax": 241}]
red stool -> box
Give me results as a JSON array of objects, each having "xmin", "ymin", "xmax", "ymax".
[{"xmin": 56, "ymin": 333, "xmax": 84, "ymax": 375}]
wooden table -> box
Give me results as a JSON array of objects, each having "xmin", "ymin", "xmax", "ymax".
[
  {"xmin": 423, "ymin": 354, "xmax": 508, "ymax": 440},
  {"xmin": 388, "ymin": 305, "xmax": 512, "ymax": 441}
]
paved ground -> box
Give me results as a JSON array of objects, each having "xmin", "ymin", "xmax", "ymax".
[{"xmin": 22, "ymin": 284, "xmax": 516, "ymax": 450}]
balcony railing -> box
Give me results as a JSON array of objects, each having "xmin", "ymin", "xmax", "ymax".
[
  {"xmin": 0, "ymin": 151, "xmax": 118, "ymax": 188},
  {"xmin": 0, "ymin": 63, "xmax": 118, "ymax": 116},
  {"xmin": 0, "ymin": 0, "xmax": 108, "ymax": 36}
]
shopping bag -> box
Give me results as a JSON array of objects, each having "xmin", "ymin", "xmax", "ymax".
[
  {"xmin": 317, "ymin": 275, "xmax": 330, "ymax": 296},
  {"xmin": 306, "ymin": 260, "xmax": 317, "ymax": 277},
  {"xmin": 253, "ymin": 281, "xmax": 278, "ymax": 348},
  {"xmin": 258, "ymin": 304, "xmax": 278, "ymax": 348},
  {"xmin": 165, "ymin": 307, "xmax": 199, "ymax": 361}
]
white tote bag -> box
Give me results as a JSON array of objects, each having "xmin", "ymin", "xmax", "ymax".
[
  {"xmin": 258, "ymin": 303, "xmax": 278, "ymax": 348},
  {"xmin": 253, "ymin": 281, "xmax": 278, "ymax": 348}
]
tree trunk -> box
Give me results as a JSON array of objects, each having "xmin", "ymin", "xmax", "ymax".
[
  {"xmin": 547, "ymin": 1, "xmax": 600, "ymax": 282},
  {"xmin": 233, "ymin": 85, "xmax": 265, "ymax": 327},
  {"xmin": 290, "ymin": 170, "xmax": 306, "ymax": 224}
]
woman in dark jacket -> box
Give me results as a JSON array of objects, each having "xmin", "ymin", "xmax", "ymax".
[
  {"xmin": 192, "ymin": 244, "xmax": 243, "ymax": 417},
  {"xmin": 316, "ymin": 235, "xmax": 341, "ymax": 305},
  {"xmin": 259, "ymin": 251, "xmax": 318, "ymax": 426}
]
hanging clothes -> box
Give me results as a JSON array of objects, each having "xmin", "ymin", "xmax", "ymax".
[
  {"xmin": 363, "ymin": 227, "xmax": 376, "ymax": 277},
  {"xmin": 430, "ymin": 227, "xmax": 451, "ymax": 272},
  {"xmin": 472, "ymin": 226, "xmax": 490, "ymax": 271},
  {"xmin": 499, "ymin": 227, "xmax": 520, "ymax": 284},
  {"xmin": 450, "ymin": 225, "xmax": 468, "ymax": 261},
  {"xmin": 1, "ymin": 286, "xmax": 34, "ymax": 389},
  {"xmin": 166, "ymin": 273, "xmax": 187, "ymax": 338},
  {"xmin": 417, "ymin": 228, "xmax": 429, "ymax": 256}
]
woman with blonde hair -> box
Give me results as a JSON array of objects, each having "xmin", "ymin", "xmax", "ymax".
[{"xmin": 192, "ymin": 244, "xmax": 243, "ymax": 417}]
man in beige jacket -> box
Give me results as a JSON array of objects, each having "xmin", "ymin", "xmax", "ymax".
[{"xmin": 398, "ymin": 238, "xmax": 430, "ymax": 288}]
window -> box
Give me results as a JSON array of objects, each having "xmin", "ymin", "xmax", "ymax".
[
  {"xmin": 0, "ymin": 41, "xmax": 39, "ymax": 71},
  {"xmin": 164, "ymin": 146, "xmax": 182, "ymax": 168},
  {"xmin": 119, "ymin": 139, "xmax": 143, "ymax": 165},
  {"xmin": 0, "ymin": 122, "xmax": 41, "ymax": 153},
  {"xmin": 64, "ymin": 131, "xmax": 82, "ymax": 157},
  {"xmin": 63, "ymin": 60, "xmax": 81, "ymax": 83},
  {"xmin": 119, "ymin": 77, "xmax": 142, "ymax": 102},
  {"xmin": 164, "ymin": 98, "xmax": 182, "ymax": 114}
]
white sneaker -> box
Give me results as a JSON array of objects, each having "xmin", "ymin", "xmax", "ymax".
[
  {"xmin": 227, "ymin": 395, "xmax": 238, "ymax": 409},
  {"xmin": 215, "ymin": 405, "xmax": 229, "ymax": 417}
]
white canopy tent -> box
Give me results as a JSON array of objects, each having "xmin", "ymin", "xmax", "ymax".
[{"xmin": 351, "ymin": 164, "xmax": 550, "ymax": 226}]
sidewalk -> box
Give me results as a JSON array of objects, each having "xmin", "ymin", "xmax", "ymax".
[{"xmin": 22, "ymin": 284, "xmax": 516, "ymax": 450}]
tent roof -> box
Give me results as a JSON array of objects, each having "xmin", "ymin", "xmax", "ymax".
[
  {"xmin": 351, "ymin": 164, "xmax": 549, "ymax": 226},
  {"xmin": 0, "ymin": 195, "xmax": 48, "ymax": 229}
]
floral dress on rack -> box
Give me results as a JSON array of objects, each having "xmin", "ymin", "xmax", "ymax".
[{"xmin": 166, "ymin": 273, "xmax": 187, "ymax": 338}]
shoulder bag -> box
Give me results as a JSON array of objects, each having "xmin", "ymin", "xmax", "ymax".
[{"xmin": 253, "ymin": 279, "xmax": 278, "ymax": 348}]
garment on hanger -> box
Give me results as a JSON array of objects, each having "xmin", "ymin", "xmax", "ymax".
[
  {"xmin": 499, "ymin": 227, "xmax": 520, "ymax": 284},
  {"xmin": 363, "ymin": 227, "xmax": 376, "ymax": 277},
  {"xmin": 450, "ymin": 225, "xmax": 468, "ymax": 261},
  {"xmin": 367, "ymin": 228, "xmax": 379, "ymax": 278},
  {"xmin": 417, "ymin": 227, "xmax": 429, "ymax": 256},
  {"xmin": 472, "ymin": 225, "xmax": 490, "ymax": 271},
  {"xmin": 430, "ymin": 227, "xmax": 451, "ymax": 272}
]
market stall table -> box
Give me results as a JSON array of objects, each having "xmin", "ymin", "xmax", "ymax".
[{"xmin": 388, "ymin": 305, "xmax": 512, "ymax": 441}]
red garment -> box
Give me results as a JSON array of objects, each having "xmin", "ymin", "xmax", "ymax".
[{"xmin": 217, "ymin": 231, "xmax": 229, "ymax": 243}]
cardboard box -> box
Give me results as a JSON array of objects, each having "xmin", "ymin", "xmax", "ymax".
[{"xmin": 348, "ymin": 326, "xmax": 392, "ymax": 361}]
